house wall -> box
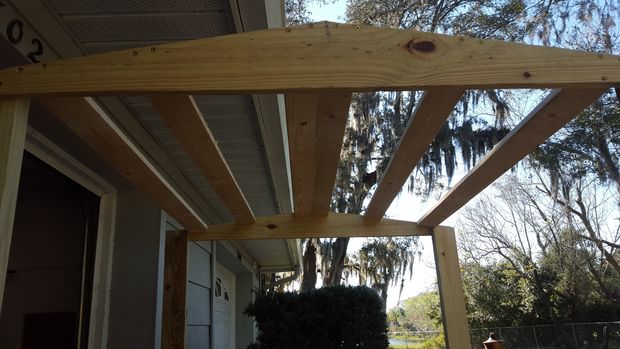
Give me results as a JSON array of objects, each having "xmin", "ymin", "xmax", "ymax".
[
  {"xmin": 106, "ymin": 190, "xmax": 166, "ymax": 349},
  {"xmin": 187, "ymin": 241, "xmax": 214, "ymax": 349}
]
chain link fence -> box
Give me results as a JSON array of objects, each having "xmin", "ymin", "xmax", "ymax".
[
  {"xmin": 470, "ymin": 322, "xmax": 620, "ymax": 348},
  {"xmin": 389, "ymin": 322, "xmax": 620, "ymax": 348}
]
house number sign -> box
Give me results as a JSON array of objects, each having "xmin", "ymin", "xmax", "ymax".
[{"xmin": 0, "ymin": 0, "xmax": 56, "ymax": 63}]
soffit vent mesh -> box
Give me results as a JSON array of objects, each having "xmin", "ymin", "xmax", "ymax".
[
  {"xmin": 63, "ymin": 14, "xmax": 233, "ymax": 42},
  {"xmin": 46, "ymin": 0, "xmax": 227, "ymax": 14},
  {"xmin": 125, "ymin": 96, "xmax": 279, "ymax": 218},
  {"xmin": 39, "ymin": 0, "xmax": 280, "ymax": 220}
]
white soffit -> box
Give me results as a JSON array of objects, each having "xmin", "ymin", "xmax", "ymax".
[
  {"xmin": 38, "ymin": 0, "xmax": 282, "ymax": 220},
  {"xmin": 7, "ymin": 0, "xmax": 297, "ymax": 269}
]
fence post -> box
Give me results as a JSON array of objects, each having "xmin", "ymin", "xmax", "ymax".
[{"xmin": 571, "ymin": 324, "xmax": 578, "ymax": 348}]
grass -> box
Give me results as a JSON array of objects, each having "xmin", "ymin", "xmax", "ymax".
[{"xmin": 388, "ymin": 334, "xmax": 445, "ymax": 349}]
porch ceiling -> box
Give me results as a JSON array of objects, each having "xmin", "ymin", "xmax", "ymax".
[
  {"xmin": 1, "ymin": 18, "xmax": 617, "ymax": 240},
  {"xmin": 3, "ymin": 0, "xmax": 298, "ymax": 270}
]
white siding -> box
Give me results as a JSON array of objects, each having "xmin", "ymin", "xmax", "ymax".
[{"xmin": 187, "ymin": 241, "xmax": 213, "ymax": 349}]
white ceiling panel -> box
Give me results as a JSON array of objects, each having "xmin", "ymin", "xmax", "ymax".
[{"xmin": 31, "ymin": 0, "xmax": 295, "ymax": 268}]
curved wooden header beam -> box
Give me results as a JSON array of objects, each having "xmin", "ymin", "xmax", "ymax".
[
  {"xmin": 188, "ymin": 213, "xmax": 432, "ymax": 240},
  {"xmin": 0, "ymin": 22, "xmax": 619, "ymax": 97}
]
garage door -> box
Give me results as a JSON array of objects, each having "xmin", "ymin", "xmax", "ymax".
[{"xmin": 214, "ymin": 263, "xmax": 235, "ymax": 349}]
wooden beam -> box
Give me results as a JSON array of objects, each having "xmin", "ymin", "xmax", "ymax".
[
  {"xmin": 418, "ymin": 88, "xmax": 606, "ymax": 227},
  {"xmin": 188, "ymin": 213, "xmax": 431, "ymax": 240},
  {"xmin": 162, "ymin": 230, "xmax": 187, "ymax": 349},
  {"xmin": 433, "ymin": 226, "xmax": 472, "ymax": 349},
  {"xmin": 0, "ymin": 99, "xmax": 29, "ymax": 312},
  {"xmin": 1, "ymin": 22, "xmax": 619, "ymax": 97},
  {"xmin": 150, "ymin": 95, "xmax": 255, "ymax": 224},
  {"xmin": 364, "ymin": 89, "xmax": 464, "ymax": 221},
  {"xmin": 286, "ymin": 93, "xmax": 351, "ymax": 216},
  {"xmin": 38, "ymin": 97, "xmax": 207, "ymax": 231}
]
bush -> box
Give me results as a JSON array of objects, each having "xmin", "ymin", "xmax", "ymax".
[{"xmin": 244, "ymin": 285, "xmax": 389, "ymax": 349}]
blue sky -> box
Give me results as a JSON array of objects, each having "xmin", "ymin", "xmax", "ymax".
[{"xmin": 307, "ymin": 1, "xmax": 348, "ymax": 22}]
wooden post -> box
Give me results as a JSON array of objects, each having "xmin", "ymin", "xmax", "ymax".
[
  {"xmin": 162, "ymin": 230, "xmax": 188, "ymax": 349},
  {"xmin": 432, "ymin": 226, "xmax": 472, "ymax": 349},
  {"xmin": 0, "ymin": 99, "xmax": 29, "ymax": 311}
]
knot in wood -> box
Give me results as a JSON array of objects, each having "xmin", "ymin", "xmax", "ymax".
[
  {"xmin": 266, "ymin": 223, "xmax": 277, "ymax": 230},
  {"xmin": 408, "ymin": 40, "xmax": 435, "ymax": 53}
]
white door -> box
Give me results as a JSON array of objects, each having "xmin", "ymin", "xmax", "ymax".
[{"xmin": 214, "ymin": 263, "xmax": 235, "ymax": 349}]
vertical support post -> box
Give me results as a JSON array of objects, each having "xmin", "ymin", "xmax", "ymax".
[
  {"xmin": 0, "ymin": 99, "xmax": 29, "ymax": 311},
  {"xmin": 162, "ymin": 230, "xmax": 188, "ymax": 349},
  {"xmin": 432, "ymin": 226, "xmax": 472, "ymax": 349}
]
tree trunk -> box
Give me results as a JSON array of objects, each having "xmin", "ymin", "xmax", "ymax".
[
  {"xmin": 301, "ymin": 238, "xmax": 317, "ymax": 291},
  {"xmin": 371, "ymin": 282, "xmax": 389, "ymax": 312},
  {"xmin": 323, "ymin": 237, "xmax": 349, "ymax": 286},
  {"xmin": 597, "ymin": 136, "xmax": 620, "ymax": 196}
]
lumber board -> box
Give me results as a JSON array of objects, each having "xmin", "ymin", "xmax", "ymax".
[
  {"xmin": 0, "ymin": 99, "xmax": 29, "ymax": 310},
  {"xmin": 1, "ymin": 22, "xmax": 619, "ymax": 97},
  {"xmin": 433, "ymin": 226, "xmax": 472, "ymax": 349},
  {"xmin": 418, "ymin": 88, "xmax": 607, "ymax": 227},
  {"xmin": 364, "ymin": 89, "xmax": 464, "ymax": 221},
  {"xmin": 286, "ymin": 92, "xmax": 351, "ymax": 216},
  {"xmin": 162, "ymin": 229, "xmax": 187, "ymax": 349},
  {"xmin": 150, "ymin": 95, "xmax": 255, "ymax": 224},
  {"xmin": 286, "ymin": 93, "xmax": 318, "ymax": 216},
  {"xmin": 188, "ymin": 213, "xmax": 432, "ymax": 240},
  {"xmin": 38, "ymin": 97, "xmax": 207, "ymax": 231}
]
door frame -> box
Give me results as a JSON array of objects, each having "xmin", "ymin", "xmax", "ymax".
[{"xmin": 24, "ymin": 128, "xmax": 117, "ymax": 349}]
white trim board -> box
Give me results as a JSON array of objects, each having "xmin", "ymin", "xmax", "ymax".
[{"xmin": 25, "ymin": 127, "xmax": 114, "ymax": 196}]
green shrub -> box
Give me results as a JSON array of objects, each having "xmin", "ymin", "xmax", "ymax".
[
  {"xmin": 420, "ymin": 333, "xmax": 445, "ymax": 349},
  {"xmin": 244, "ymin": 285, "xmax": 389, "ymax": 349}
]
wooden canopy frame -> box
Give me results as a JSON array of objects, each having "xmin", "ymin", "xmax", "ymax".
[{"xmin": 1, "ymin": 22, "xmax": 617, "ymax": 348}]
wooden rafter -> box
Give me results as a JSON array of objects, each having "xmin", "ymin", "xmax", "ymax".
[
  {"xmin": 188, "ymin": 213, "xmax": 432, "ymax": 240},
  {"xmin": 364, "ymin": 89, "xmax": 464, "ymax": 221},
  {"xmin": 38, "ymin": 97, "xmax": 208, "ymax": 231},
  {"xmin": 286, "ymin": 93, "xmax": 351, "ymax": 216},
  {"xmin": 1, "ymin": 22, "xmax": 619, "ymax": 97},
  {"xmin": 418, "ymin": 88, "xmax": 607, "ymax": 227},
  {"xmin": 150, "ymin": 95, "xmax": 255, "ymax": 224}
]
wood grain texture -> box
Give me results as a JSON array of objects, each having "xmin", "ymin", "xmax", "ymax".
[
  {"xmin": 433, "ymin": 226, "xmax": 472, "ymax": 349},
  {"xmin": 364, "ymin": 89, "xmax": 464, "ymax": 221},
  {"xmin": 286, "ymin": 93, "xmax": 351, "ymax": 216},
  {"xmin": 1, "ymin": 22, "xmax": 619, "ymax": 97},
  {"xmin": 286, "ymin": 93, "xmax": 318, "ymax": 216},
  {"xmin": 188, "ymin": 213, "xmax": 432, "ymax": 240},
  {"xmin": 418, "ymin": 88, "xmax": 607, "ymax": 227},
  {"xmin": 162, "ymin": 230, "xmax": 188, "ymax": 349},
  {"xmin": 310, "ymin": 93, "xmax": 352, "ymax": 215},
  {"xmin": 38, "ymin": 97, "xmax": 207, "ymax": 231},
  {"xmin": 150, "ymin": 95, "xmax": 255, "ymax": 224},
  {"xmin": 0, "ymin": 99, "xmax": 29, "ymax": 309}
]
